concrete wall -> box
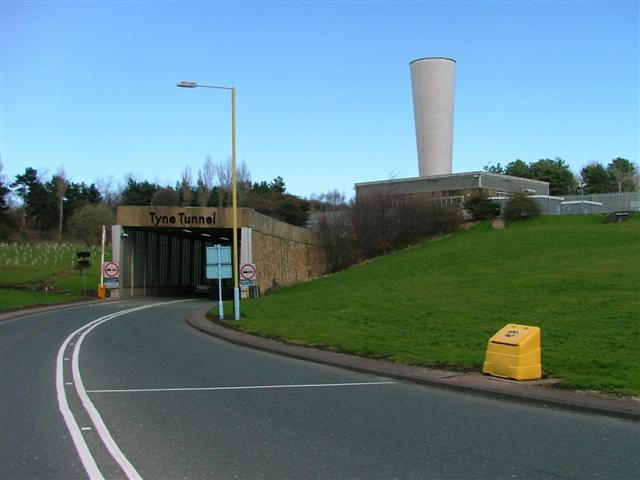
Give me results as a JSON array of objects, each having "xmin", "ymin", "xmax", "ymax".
[
  {"xmin": 241, "ymin": 209, "xmax": 327, "ymax": 293},
  {"xmin": 252, "ymin": 230, "xmax": 327, "ymax": 293}
]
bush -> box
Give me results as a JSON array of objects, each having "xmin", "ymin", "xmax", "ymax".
[
  {"xmin": 463, "ymin": 195, "xmax": 501, "ymax": 220},
  {"xmin": 318, "ymin": 212, "xmax": 357, "ymax": 273},
  {"xmin": 503, "ymin": 194, "xmax": 541, "ymax": 223},
  {"xmin": 316, "ymin": 194, "xmax": 463, "ymax": 273},
  {"xmin": 353, "ymin": 194, "xmax": 462, "ymax": 259},
  {"xmin": 69, "ymin": 204, "xmax": 115, "ymax": 245}
]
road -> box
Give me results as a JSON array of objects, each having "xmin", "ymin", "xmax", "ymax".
[{"xmin": 1, "ymin": 299, "xmax": 638, "ymax": 479}]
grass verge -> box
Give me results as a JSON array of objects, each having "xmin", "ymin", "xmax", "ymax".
[
  {"xmin": 224, "ymin": 214, "xmax": 640, "ymax": 395},
  {"xmin": 0, "ymin": 243, "xmax": 107, "ymax": 312}
]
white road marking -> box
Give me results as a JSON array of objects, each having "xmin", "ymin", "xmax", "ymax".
[
  {"xmin": 57, "ymin": 328, "xmax": 104, "ymax": 479},
  {"xmin": 56, "ymin": 299, "xmax": 194, "ymax": 480},
  {"xmin": 87, "ymin": 381, "xmax": 396, "ymax": 394}
]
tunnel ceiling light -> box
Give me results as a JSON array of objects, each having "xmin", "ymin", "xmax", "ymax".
[
  {"xmin": 182, "ymin": 229, "xmax": 192, "ymax": 233},
  {"xmin": 201, "ymin": 233, "xmax": 211, "ymax": 237}
]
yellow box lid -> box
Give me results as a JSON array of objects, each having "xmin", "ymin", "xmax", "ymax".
[{"xmin": 490, "ymin": 324, "xmax": 539, "ymax": 346}]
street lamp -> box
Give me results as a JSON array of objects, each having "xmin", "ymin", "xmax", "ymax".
[{"xmin": 177, "ymin": 80, "xmax": 240, "ymax": 320}]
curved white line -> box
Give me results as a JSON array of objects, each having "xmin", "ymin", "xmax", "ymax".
[
  {"xmin": 56, "ymin": 333, "xmax": 104, "ymax": 480},
  {"xmin": 57, "ymin": 299, "xmax": 194, "ymax": 479}
]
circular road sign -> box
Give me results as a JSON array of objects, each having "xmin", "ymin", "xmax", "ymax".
[
  {"xmin": 240, "ymin": 263, "xmax": 256, "ymax": 280},
  {"xmin": 104, "ymin": 262, "xmax": 120, "ymax": 278}
]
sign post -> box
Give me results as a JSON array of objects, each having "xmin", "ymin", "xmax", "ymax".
[
  {"xmin": 98, "ymin": 226, "xmax": 107, "ymax": 299},
  {"xmin": 206, "ymin": 245, "xmax": 232, "ymax": 320},
  {"xmin": 103, "ymin": 261, "xmax": 120, "ymax": 290},
  {"xmin": 76, "ymin": 251, "xmax": 91, "ymax": 296},
  {"xmin": 240, "ymin": 263, "xmax": 256, "ymax": 281}
]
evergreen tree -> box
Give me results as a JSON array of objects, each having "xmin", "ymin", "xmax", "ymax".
[{"xmin": 580, "ymin": 163, "xmax": 610, "ymax": 193}]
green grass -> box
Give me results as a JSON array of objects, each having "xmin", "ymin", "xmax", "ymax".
[
  {"xmin": 0, "ymin": 289, "xmax": 85, "ymax": 310},
  {"xmin": 0, "ymin": 243, "xmax": 107, "ymax": 312},
  {"xmin": 226, "ymin": 214, "xmax": 640, "ymax": 395}
]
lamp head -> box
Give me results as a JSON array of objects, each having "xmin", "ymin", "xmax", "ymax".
[{"xmin": 177, "ymin": 81, "xmax": 198, "ymax": 88}]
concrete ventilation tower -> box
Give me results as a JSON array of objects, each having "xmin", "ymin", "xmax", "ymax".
[{"xmin": 410, "ymin": 57, "xmax": 456, "ymax": 177}]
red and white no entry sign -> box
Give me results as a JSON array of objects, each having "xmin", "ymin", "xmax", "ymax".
[
  {"xmin": 104, "ymin": 261, "xmax": 120, "ymax": 278},
  {"xmin": 240, "ymin": 263, "xmax": 256, "ymax": 280}
]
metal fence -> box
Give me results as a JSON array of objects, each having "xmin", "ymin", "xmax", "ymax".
[{"xmin": 489, "ymin": 192, "xmax": 640, "ymax": 216}]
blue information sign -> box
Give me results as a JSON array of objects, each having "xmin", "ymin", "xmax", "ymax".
[{"xmin": 205, "ymin": 246, "xmax": 232, "ymax": 280}]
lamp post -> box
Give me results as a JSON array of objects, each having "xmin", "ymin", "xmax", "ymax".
[{"xmin": 177, "ymin": 80, "xmax": 240, "ymax": 320}]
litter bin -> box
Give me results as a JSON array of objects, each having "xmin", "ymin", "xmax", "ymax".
[{"xmin": 483, "ymin": 324, "xmax": 541, "ymax": 381}]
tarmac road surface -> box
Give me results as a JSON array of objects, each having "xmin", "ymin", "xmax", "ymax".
[{"xmin": 1, "ymin": 299, "xmax": 638, "ymax": 479}]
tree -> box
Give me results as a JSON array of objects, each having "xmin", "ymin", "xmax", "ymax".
[
  {"xmin": 69, "ymin": 204, "xmax": 115, "ymax": 245},
  {"xmin": 277, "ymin": 195, "xmax": 310, "ymax": 226},
  {"xmin": 0, "ymin": 159, "xmax": 10, "ymax": 214},
  {"xmin": 54, "ymin": 168, "xmax": 67, "ymax": 240},
  {"xmin": 151, "ymin": 187, "xmax": 180, "ymax": 206},
  {"xmin": 119, "ymin": 176, "xmax": 159, "ymax": 205},
  {"xmin": 483, "ymin": 162, "xmax": 505, "ymax": 174},
  {"xmin": 580, "ymin": 162, "xmax": 610, "ymax": 193},
  {"xmin": 309, "ymin": 190, "xmax": 348, "ymax": 212},
  {"xmin": 10, "ymin": 167, "xmax": 53, "ymax": 231},
  {"xmin": 96, "ymin": 175, "xmax": 119, "ymax": 207},
  {"xmin": 607, "ymin": 157, "xmax": 638, "ymax": 192},
  {"xmin": 197, "ymin": 155, "xmax": 216, "ymax": 207},
  {"xmin": 0, "ymin": 160, "xmax": 12, "ymax": 240},
  {"xmin": 178, "ymin": 167, "xmax": 193, "ymax": 206},
  {"xmin": 529, "ymin": 158, "xmax": 577, "ymax": 196},
  {"xmin": 504, "ymin": 160, "xmax": 531, "ymax": 178},
  {"xmin": 244, "ymin": 176, "xmax": 310, "ymax": 226}
]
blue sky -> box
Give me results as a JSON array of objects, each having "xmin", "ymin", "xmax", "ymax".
[{"xmin": 1, "ymin": 1, "xmax": 638, "ymax": 199}]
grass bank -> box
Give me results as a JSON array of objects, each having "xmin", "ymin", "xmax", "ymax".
[
  {"xmin": 225, "ymin": 214, "xmax": 640, "ymax": 395},
  {"xmin": 0, "ymin": 243, "xmax": 106, "ymax": 312}
]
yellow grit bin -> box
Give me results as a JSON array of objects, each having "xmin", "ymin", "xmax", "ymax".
[{"xmin": 483, "ymin": 324, "xmax": 542, "ymax": 381}]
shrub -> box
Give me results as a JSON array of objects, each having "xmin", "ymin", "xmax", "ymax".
[
  {"xmin": 503, "ymin": 194, "xmax": 541, "ymax": 223},
  {"xmin": 463, "ymin": 195, "xmax": 501, "ymax": 220},
  {"xmin": 318, "ymin": 211, "xmax": 357, "ymax": 273},
  {"xmin": 69, "ymin": 204, "xmax": 115, "ymax": 245},
  {"xmin": 353, "ymin": 194, "xmax": 462, "ymax": 259}
]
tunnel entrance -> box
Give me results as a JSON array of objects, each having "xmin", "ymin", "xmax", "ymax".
[
  {"xmin": 111, "ymin": 205, "xmax": 327, "ymax": 300},
  {"xmin": 115, "ymin": 225, "xmax": 236, "ymax": 299}
]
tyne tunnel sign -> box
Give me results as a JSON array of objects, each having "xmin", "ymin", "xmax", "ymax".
[
  {"xmin": 148, "ymin": 210, "xmax": 217, "ymax": 227},
  {"xmin": 116, "ymin": 206, "xmax": 244, "ymax": 230}
]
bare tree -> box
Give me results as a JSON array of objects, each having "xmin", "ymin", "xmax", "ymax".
[
  {"xmin": 55, "ymin": 167, "xmax": 66, "ymax": 240},
  {"xmin": 197, "ymin": 155, "xmax": 216, "ymax": 206},
  {"xmin": 196, "ymin": 172, "xmax": 207, "ymax": 207},
  {"xmin": 215, "ymin": 157, "xmax": 250, "ymax": 207},
  {"xmin": 236, "ymin": 159, "xmax": 251, "ymax": 206},
  {"xmin": 216, "ymin": 158, "xmax": 232, "ymax": 207},
  {"xmin": 96, "ymin": 175, "xmax": 119, "ymax": 207},
  {"xmin": 179, "ymin": 167, "xmax": 193, "ymax": 206}
]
